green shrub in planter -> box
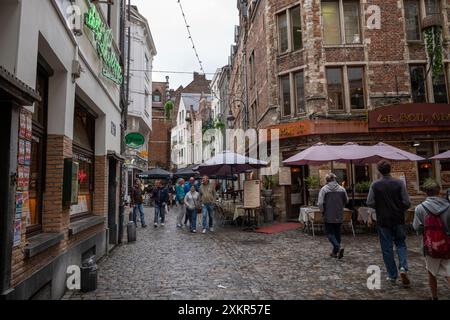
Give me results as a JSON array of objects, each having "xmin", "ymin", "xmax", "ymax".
[
  {"xmin": 355, "ymin": 181, "xmax": 372, "ymax": 193},
  {"xmin": 305, "ymin": 176, "xmax": 320, "ymax": 189}
]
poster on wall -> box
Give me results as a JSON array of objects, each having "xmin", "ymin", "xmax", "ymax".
[
  {"xmin": 19, "ymin": 112, "xmax": 27, "ymax": 139},
  {"xmin": 279, "ymin": 167, "xmax": 292, "ymax": 186},
  {"xmin": 23, "ymin": 166, "xmax": 30, "ymax": 191},
  {"xmin": 18, "ymin": 139, "xmax": 25, "ymax": 165},
  {"xmin": 13, "ymin": 219, "xmax": 21, "ymax": 247},
  {"xmin": 24, "ymin": 141, "xmax": 31, "ymax": 166},
  {"xmin": 22, "ymin": 191, "xmax": 30, "ymax": 225},
  {"xmin": 26, "ymin": 113, "xmax": 32, "ymax": 140},
  {"xmin": 17, "ymin": 166, "xmax": 24, "ymax": 191},
  {"xmin": 70, "ymin": 195, "xmax": 88, "ymax": 216},
  {"xmin": 244, "ymin": 180, "xmax": 261, "ymax": 209},
  {"xmin": 15, "ymin": 192, "xmax": 23, "ymax": 220}
]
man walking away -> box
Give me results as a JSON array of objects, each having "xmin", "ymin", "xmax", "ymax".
[
  {"xmin": 318, "ymin": 173, "xmax": 348, "ymax": 259},
  {"xmin": 131, "ymin": 179, "xmax": 147, "ymax": 228},
  {"xmin": 175, "ymin": 179, "xmax": 186, "ymax": 228},
  {"xmin": 367, "ymin": 160, "xmax": 411, "ymax": 287},
  {"xmin": 152, "ymin": 180, "xmax": 169, "ymax": 228},
  {"xmin": 200, "ymin": 176, "xmax": 217, "ymax": 233},
  {"xmin": 413, "ymin": 179, "xmax": 450, "ymax": 300}
]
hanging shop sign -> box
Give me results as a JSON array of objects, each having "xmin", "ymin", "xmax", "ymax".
[
  {"xmin": 125, "ymin": 132, "xmax": 145, "ymax": 149},
  {"xmin": 85, "ymin": 3, "xmax": 123, "ymax": 85}
]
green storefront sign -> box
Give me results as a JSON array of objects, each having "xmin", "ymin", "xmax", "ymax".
[
  {"xmin": 85, "ymin": 3, "xmax": 123, "ymax": 85},
  {"xmin": 125, "ymin": 132, "xmax": 145, "ymax": 149}
]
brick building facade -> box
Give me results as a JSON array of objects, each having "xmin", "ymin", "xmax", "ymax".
[
  {"xmin": 149, "ymin": 78, "xmax": 174, "ymax": 169},
  {"xmin": 228, "ymin": 0, "xmax": 450, "ymax": 219}
]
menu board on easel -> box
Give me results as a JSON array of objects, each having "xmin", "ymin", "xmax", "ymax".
[
  {"xmin": 279, "ymin": 167, "xmax": 292, "ymax": 186},
  {"xmin": 244, "ymin": 180, "xmax": 261, "ymax": 209}
]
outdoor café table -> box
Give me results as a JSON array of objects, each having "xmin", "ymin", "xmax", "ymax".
[
  {"xmin": 233, "ymin": 205, "xmax": 246, "ymax": 221},
  {"xmin": 299, "ymin": 207, "xmax": 316, "ymax": 222}
]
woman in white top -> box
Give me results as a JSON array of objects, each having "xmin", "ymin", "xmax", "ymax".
[{"xmin": 184, "ymin": 185, "xmax": 200, "ymax": 233}]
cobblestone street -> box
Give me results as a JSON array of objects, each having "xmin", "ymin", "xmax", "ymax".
[{"xmin": 63, "ymin": 207, "xmax": 450, "ymax": 300}]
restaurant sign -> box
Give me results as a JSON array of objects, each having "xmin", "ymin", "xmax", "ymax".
[
  {"xmin": 369, "ymin": 103, "xmax": 450, "ymax": 129},
  {"xmin": 85, "ymin": 4, "xmax": 123, "ymax": 85}
]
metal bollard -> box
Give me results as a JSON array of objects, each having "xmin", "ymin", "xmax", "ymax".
[{"xmin": 127, "ymin": 221, "xmax": 136, "ymax": 243}]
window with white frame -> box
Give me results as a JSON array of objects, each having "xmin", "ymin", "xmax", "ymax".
[
  {"xmin": 322, "ymin": 0, "xmax": 362, "ymax": 45},
  {"xmin": 277, "ymin": 4, "xmax": 302, "ymax": 54}
]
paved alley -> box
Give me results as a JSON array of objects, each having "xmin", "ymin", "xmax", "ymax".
[{"xmin": 63, "ymin": 207, "xmax": 450, "ymax": 300}]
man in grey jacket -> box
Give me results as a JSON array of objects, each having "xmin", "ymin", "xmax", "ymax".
[
  {"xmin": 413, "ymin": 180, "xmax": 450, "ymax": 300},
  {"xmin": 318, "ymin": 173, "xmax": 349, "ymax": 259}
]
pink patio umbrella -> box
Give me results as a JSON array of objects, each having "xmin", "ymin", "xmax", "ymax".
[
  {"xmin": 284, "ymin": 142, "xmax": 425, "ymax": 209},
  {"xmin": 431, "ymin": 150, "xmax": 450, "ymax": 160}
]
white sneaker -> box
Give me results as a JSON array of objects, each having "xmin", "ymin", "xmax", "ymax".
[
  {"xmin": 210, "ymin": 228, "xmax": 214, "ymax": 232},
  {"xmin": 161, "ymin": 223, "xmax": 165, "ymax": 226},
  {"xmin": 202, "ymin": 229, "xmax": 206, "ymax": 234}
]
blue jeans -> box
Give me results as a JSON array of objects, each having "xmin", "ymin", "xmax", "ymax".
[
  {"xmin": 133, "ymin": 204, "xmax": 145, "ymax": 226},
  {"xmin": 202, "ymin": 203, "xmax": 214, "ymax": 230},
  {"xmin": 325, "ymin": 223, "xmax": 342, "ymax": 254},
  {"xmin": 187, "ymin": 208, "xmax": 197, "ymax": 231},
  {"xmin": 378, "ymin": 224, "xmax": 408, "ymax": 279},
  {"xmin": 154, "ymin": 205, "xmax": 166, "ymax": 224}
]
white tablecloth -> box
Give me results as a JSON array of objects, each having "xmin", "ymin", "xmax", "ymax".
[{"xmin": 299, "ymin": 207, "xmax": 317, "ymax": 223}]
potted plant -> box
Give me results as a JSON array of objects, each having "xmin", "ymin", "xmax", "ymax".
[
  {"xmin": 305, "ymin": 175, "xmax": 320, "ymax": 205},
  {"xmin": 355, "ymin": 181, "xmax": 372, "ymax": 194},
  {"xmin": 262, "ymin": 175, "xmax": 277, "ymax": 197}
]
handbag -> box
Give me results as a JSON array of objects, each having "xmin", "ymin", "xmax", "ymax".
[{"xmin": 191, "ymin": 194, "xmax": 202, "ymax": 214}]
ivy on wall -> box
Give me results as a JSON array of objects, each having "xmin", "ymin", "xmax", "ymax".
[
  {"xmin": 424, "ymin": 26, "xmax": 444, "ymax": 82},
  {"xmin": 164, "ymin": 101, "xmax": 174, "ymax": 119}
]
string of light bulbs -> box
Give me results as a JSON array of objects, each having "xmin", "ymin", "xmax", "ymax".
[{"xmin": 177, "ymin": 0, "xmax": 206, "ymax": 74}]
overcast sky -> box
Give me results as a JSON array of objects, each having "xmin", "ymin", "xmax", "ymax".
[{"xmin": 132, "ymin": 0, "xmax": 239, "ymax": 89}]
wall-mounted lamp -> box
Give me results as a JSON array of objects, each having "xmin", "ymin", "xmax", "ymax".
[
  {"xmin": 412, "ymin": 141, "xmax": 421, "ymax": 147},
  {"xmin": 227, "ymin": 110, "xmax": 235, "ymax": 129}
]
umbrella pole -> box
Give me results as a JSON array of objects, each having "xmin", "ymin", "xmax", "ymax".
[{"xmin": 351, "ymin": 160, "xmax": 355, "ymax": 211}]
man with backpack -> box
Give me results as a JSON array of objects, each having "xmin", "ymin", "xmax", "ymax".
[
  {"xmin": 413, "ymin": 179, "xmax": 450, "ymax": 300},
  {"xmin": 367, "ymin": 160, "xmax": 411, "ymax": 287}
]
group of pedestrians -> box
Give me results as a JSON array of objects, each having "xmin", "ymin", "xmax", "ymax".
[
  {"xmin": 175, "ymin": 175, "xmax": 217, "ymax": 234},
  {"xmin": 130, "ymin": 178, "xmax": 169, "ymax": 228},
  {"xmin": 318, "ymin": 160, "xmax": 450, "ymax": 299}
]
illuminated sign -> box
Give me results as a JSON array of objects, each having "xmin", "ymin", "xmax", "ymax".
[{"xmin": 85, "ymin": 4, "xmax": 123, "ymax": 85}]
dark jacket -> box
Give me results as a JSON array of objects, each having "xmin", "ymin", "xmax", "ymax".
[
  {"xmin": 152, "ymin": 187, "xmax": 169, "ymax": 207},
  {"xmin": 367, "ymin": 175, "xmax": 411, "ymax": 228},
  {"xmin": 318, "ymin": 181, "xmax": 349, "ymax": 223},
  {"xmin": 131, "ymin": 186, "xmax": 143, "ymax": 205}
]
